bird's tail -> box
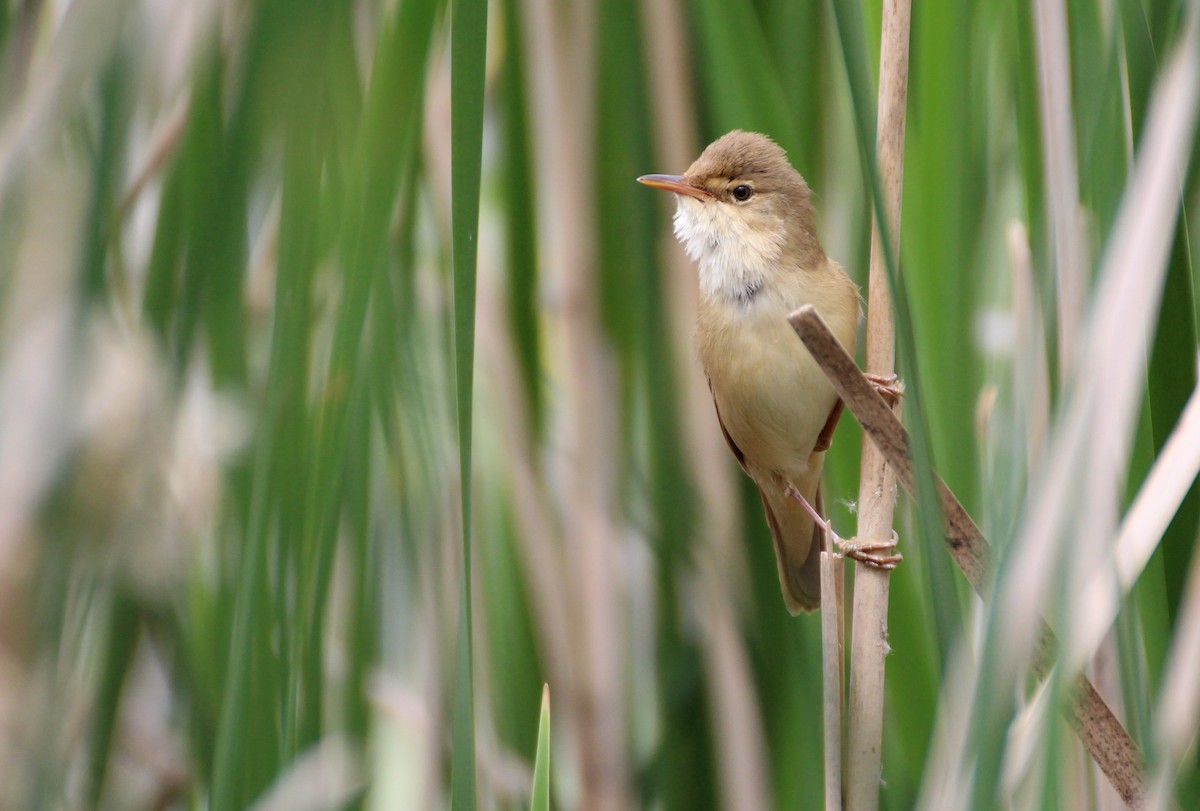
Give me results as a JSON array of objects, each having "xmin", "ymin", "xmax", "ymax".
[{"xmin": 759, "ymin": 465, "xmax": 825, "ymax": 615}]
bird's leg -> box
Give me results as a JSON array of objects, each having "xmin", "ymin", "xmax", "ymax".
[
  {"xmin": 813, "ymin": 400, "xmax": 844, "ymax": 453},
  {"xmin": 784, "ymin": 482, "xmax": 841, "ymax": 544},
  {"xmin": 866, "ymin": 372, "xmax": 904, "ymax": 408},
  {"xmin": 785, "ymin": 482, "xmax": 903, "ymax": 570},
  {"xmin": 837, "ymin": 531, "xmax": 903, "ymax": 570},
  {"xmin": 840, "ymin": 372, "xmax": 905, "ymax": 569}
]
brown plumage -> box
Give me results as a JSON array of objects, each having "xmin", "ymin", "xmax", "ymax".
[{"xmin": 640, "ymin": 131, "xmax": 859, "ymax": 613}]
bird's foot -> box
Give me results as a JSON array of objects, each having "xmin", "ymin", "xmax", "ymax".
[
  {"xmin": 784, "ymin": 483, "xmax": 843, "ymax": 544},
  {"xmin": 837, "ymin": 530, "xmax": 903, "ymax": 570},
  {"xmin": 866, "ymin": 373, "xmax": 904, "ymax": 408}
]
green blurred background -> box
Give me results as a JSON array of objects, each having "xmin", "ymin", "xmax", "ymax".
[{"xmin": 0, "ymin": 0, "xmax": 1197, "ymax": 808}]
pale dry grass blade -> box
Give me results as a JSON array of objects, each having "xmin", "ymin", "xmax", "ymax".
[
  {"xmin": 915, "ymin": 649, "xmax": 979, "ymax": 810},
  {"xmin": 249, "ymin": 737, "xmax": 363, "ymax": 811},
  {"xmin": 368, "ymin": 674, "xmax": 437, "ymax": 811},
  {"xmin": 1001, "ymin": 2, "xmax": 1200, "ymax": 679},
  {"xmin": 1072, "ymin": 382, "xmax": 1200, "ymax": 668},
  {"xmin": 942, "ymin": 8, "xmax": 1200, "ymax": 806},
  {"xmin": 0, "ymin": 162, "xmax": 85, "ymax": 577},
  {"xmin": 1032, "ymin": 0, "xmax": 1089, "ymax": 378},
  {"xmin": 1000, "ymin": 674, "xmax": 1054, "ymax": 806},
  {"xmin": 1111, "ymin": 381, "xmax": 1200, "ymax": 587}
]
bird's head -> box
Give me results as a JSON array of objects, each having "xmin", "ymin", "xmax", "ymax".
[{"xmin": 638, "ymin": 131, "xmax": 822, "ymax": 299}]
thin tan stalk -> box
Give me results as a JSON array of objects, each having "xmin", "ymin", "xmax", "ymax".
[
  {"xmin": 789, "ymin": 305, "xmax": 1147, "ymax": 807},
  {"xmin": 476, "ymin": 269, "xmax": 575, "ymax": 716},
  {"xmin": 639, "ymin": 2, "xmax": 770, "ymax": 807},
  {"xmin": 844, "ymin": 0, "xmax": 910, "ymax": 808},
  {"xmin": 518, "ymin": 0, "xmax": 629, "ymax": 806},
  {"xmin": 639, "ymin": 0, "xmax": 744, "ymax": 580},
  {"xmin": 697, "ymin": 558, "xmax": 772, "ymax": 811},
  {"xmin": 820, "ymin": 549, "xmax": 845, "ymax": 811}
]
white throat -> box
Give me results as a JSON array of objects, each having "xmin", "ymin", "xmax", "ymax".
[{"xmin": 672, "ymin": 197, "xmax": 785, "ymax": 303}]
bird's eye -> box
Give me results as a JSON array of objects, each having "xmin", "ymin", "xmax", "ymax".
[{"xmin": 732, "ymin": 184, "xmax": 753, "ymax": 201}]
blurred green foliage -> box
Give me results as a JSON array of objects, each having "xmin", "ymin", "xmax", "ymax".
[{"xmin": 0, "ymin": 0, "xmax": 1197, "ymax": 809}]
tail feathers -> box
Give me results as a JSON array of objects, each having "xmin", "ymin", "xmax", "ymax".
[{"xmin": 760, "ymin": 479, "xmax": 826, "ymax": 615}]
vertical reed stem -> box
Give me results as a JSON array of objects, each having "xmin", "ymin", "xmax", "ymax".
[
  {"xmin": 821, "ymin": 548, "xmax": 846, "ymax": 811},
  {"xmin": 844, "ymin": 0, "xmax": 910, "ymax": 808}
]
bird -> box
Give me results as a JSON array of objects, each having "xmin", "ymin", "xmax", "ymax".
[{"xmin": 639, "ymin": 130, "xmax": 898, "ymax": 614}]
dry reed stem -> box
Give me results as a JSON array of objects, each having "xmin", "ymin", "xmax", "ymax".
[
  {"xmin": 639, "ymin": 3, "xmax": 769, "ymax": 806},
  {"xmin": 476, "ymin": 270, "xmax": 576, "ymax": 715},
  {"xmin": 638, "ymin": 0, "xmax": 744, "ymax": 583},
  {"xmin": 518, "ymin": 0, "xmax": 629, "ymax": 804},
  {"xmin": 845, "ymin": 0, "xmax": 910, "ymax": 807},
  {"xmin": 697, "ymin": 559, "xmax": 772, "ymax": 811},
  {"xmin": 820, "ymin": 549, "xmax": 845, "ymax": 811},
  {"xmin": 789, "ymin": 305, "xmax": 1147, "ymax": 808}
]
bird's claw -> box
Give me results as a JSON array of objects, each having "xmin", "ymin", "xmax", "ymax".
[
  {"xmin": 865, "ymin": 373, "xmax": 904, "ymax": 408},
  {"xmin": 836, "ymin": 530, "xmax": 902, "ymax": 570}
]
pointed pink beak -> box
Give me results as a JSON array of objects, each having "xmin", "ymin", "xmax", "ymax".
[{"xmin": 637, "ymin": 174, "xmax": 713, "ymax": 200}]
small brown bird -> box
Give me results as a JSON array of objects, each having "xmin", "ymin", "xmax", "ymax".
[{"xmin": 640, "ymin": 130, "xmax": 873, "ymax": 613}]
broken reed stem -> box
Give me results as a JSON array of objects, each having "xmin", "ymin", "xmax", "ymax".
[
  {"xmin": 820, "ymin": 547, "xmax": 845, "ymax": 811},
  {"xmin": 845, "ymin": 0, "xmax": 910, "ymax": 808},
  {"xmin": 788, "ymin": 305, "xmax": 1147, "ymax": 808}
]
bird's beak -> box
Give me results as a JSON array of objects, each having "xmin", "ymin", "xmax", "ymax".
[{"xmin": 637, "ymin": 174, "xmax": 712, "ymax": 200}]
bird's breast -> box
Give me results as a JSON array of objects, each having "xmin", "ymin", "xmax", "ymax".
[{"xmin": 696, "ymin": 269, "xmax": 857, "ymax": 478}]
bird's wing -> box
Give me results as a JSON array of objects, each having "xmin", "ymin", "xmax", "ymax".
[
  {"xmin": 708, "ymin": 381, "xmax": 750, "ymax": 476},
  {"xmin": 708, "ymin": 377, "xmax": 822, "ymax": 613}
]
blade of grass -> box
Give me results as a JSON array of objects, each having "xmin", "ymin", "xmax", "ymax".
[
  {"xmin": 449, "ymin": 0, "xmax": 489, "ymax": 804},
  {"xmin": 1149, "ymin": 517, "xmax": 1200, "ymax": 810},
  {"xmin": 690, "ymin": 0, "xmax": 799, "ymax": 155},
  {"xmin": 84, "ymin": 588, "xmax": 139, "ymax": 808},
  {"xmin": 498, "ymin": 0, "xmax": 542, "ymax": 438},
  {"xmin": 1148, "ymin": 161, "xmax": 1200, "ymax": 620},
  {"xmin": 530, "ymin": 684, "xmax": 551, "ymax": 811}
]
